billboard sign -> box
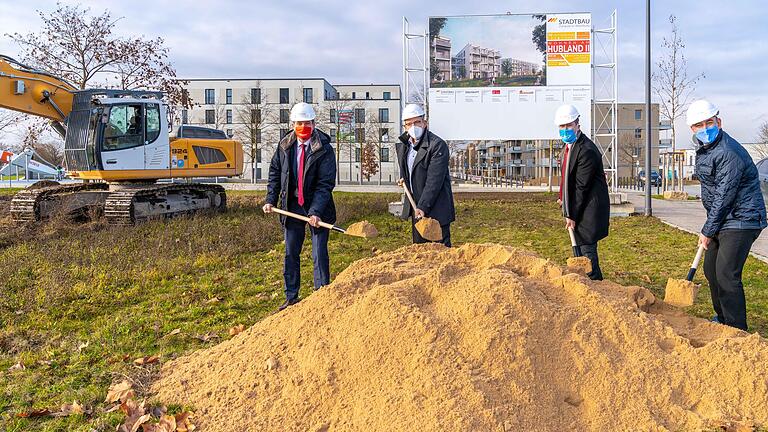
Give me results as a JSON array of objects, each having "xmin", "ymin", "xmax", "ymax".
[{"xmin": 427, "ymin": 13, "xmax": 592, "ymax": 141}]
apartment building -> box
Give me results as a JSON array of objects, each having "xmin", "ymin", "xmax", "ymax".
[
  {"xmin": 180, "ymin": 79, "xmax": 401, "ymax": 183},
  {"xmin": 430, "ymin": 35, "xmax": 452, "ymax": 82},
  {"xmin": 500, "ymin": 58, "xmax": 540, "ymax": 76},
  {"xmin": 452, "ymin": 44, "xmax": 501, "ymax": 80}
]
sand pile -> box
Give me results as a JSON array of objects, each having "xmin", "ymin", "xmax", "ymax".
[
  {"xmin": 664, "ymin": 190, "xmax": 690, "ymax": 200},
  {"xmin": 566, "ymin": 256, "xmax": 592, "ymax": 275},
  {"xmin": 152, "ymin": 243, "xmax": 768, "ymax": 432}
]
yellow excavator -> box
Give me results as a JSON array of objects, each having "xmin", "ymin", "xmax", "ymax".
[{"xmin": 0, "ymin": 54, "xmax": 243, "ymax": 224}]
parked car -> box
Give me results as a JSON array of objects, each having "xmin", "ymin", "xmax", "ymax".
[
  {"xmin": 638, "ymin": 170, "xmax": 661, "ymax": 187},
  {"xmin": 757, "ymin": 158, "xmax": 768, "ymax": 207}
]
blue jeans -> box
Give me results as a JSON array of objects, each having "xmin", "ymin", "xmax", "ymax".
[{"xmin": 283, "ymin": 215, "xmax": 330, "ymax": 301}]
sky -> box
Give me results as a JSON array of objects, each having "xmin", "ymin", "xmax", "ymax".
[
  {"xmin": 1, "ymin": 0, "xmax": 767, "ymax": 148},
  {"xmin": 441, "ymin": 15, "xmax": 544, "ymax": 66}
]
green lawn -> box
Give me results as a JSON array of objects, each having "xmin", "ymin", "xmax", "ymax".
[{"xmin": 1, "ymin": 191, "xmax": 767, "ymax": 431}]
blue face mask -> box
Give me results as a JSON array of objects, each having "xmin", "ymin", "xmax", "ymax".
[
  {"xmin": 695, "ymin": 124, "xmax": 720, "ymax": 144},
  {"xmin": 560, "ymin": 128, "xmax": 578, "ymax": 144}
]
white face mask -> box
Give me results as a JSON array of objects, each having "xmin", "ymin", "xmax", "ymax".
[{"xmin": 407, "ymin": 125, "xmax": 424, "ymax": 140}]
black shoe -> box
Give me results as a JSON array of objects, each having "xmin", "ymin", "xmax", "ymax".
[{"xmin": 278, "ymin": 298, "xmax": 301, "ymax": 311}]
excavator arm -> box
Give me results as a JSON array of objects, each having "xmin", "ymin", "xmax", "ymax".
[{"xmin": 0, "ymin": 54, "xmax": 76, "ymax": 126}]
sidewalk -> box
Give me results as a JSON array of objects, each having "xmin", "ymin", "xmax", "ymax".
[{"xmin": 624, "ymin": 191, "xmax": 768, "ymax": 263}]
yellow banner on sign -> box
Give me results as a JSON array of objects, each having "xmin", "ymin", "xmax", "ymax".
[
  {"xmin": 576, "ymin": 31, "xmax": 590, "ymax": 40},
  {"xmin": 547, "ymin": 31, "xmax": 576, "ymax": 40},
  {"xmin": 547, "ymin": 54, "xmax": 569, "ymax": 67},
  {"xmin": 564, "ymin": 53, "xmax": 591, "ymax": 64}
]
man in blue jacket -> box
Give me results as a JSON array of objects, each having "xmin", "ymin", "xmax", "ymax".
[
  {"xmin": 263, "ymin": 102, "xmax": 337, "ymax": 311},
  {"xmin": 688, "ymin": 100, "xmax": 767, "ymax": 330}
]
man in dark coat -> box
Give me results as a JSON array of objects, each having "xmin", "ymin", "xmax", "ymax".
[
  {"xmin": 555, "ymin": 104, "xmax": 610, "ymax": 280},
  {"xmin": 395, "ymin": 103, "xmax": 456, "ymax": 246},
  {"xmin": 263, "ymin": 102, "xmax": 337, "ymax": 311},
  {"xmin": 687, "ymin": 100, "xmax": 766, "ymax": 330}
]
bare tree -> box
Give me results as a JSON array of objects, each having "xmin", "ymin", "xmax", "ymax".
[
  {"xmin": 753, "ymin": 120, "xmax": 768, "ymax": 160},
  {"xmin": 365, "ymin": 111, "xmax": 395, "ymax": 185},
  {"xmin": 0, "ymin": 110, "xmax": 20, "ymax": 134},
  {"xmin": 653, "ymin": 15, "xmax": 704, "ymax": 156},
  {"xmin": 316, "ymin": 94, "xmax": 360, "ymax": 183},
  {"xmin": 617, "ymin": 131, "xmax": 642, "ymax": 179},
  {"xmin": 234, "ymin": 85, "xmax": 276, "ymax": 183}
]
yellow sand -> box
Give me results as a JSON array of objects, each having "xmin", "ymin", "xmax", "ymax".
[
  {"xmin": 152, "ymin": 243, "xmax": 768, "ymax": 432},
  {"xmin": 566, "ymin": 256, "xmax": 592, "ymax": 275},
  {"xmin": 665, "ymin": 278, "xmax": 700, "ymax": 307},
  {"xmin": 344, "ymin": 221, "xmax": 378, "ymax": 238},
  {"xmin": 663, "ymin": 191, "xmax": 690, "ymax": 200},
  {"xmin": 414, "ymin": 217, "xmax": 442, "ymax": 241}
]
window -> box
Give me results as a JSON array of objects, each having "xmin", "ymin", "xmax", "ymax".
[
  {"xmin": 303, "ymin": 88, "xmax": 313, "ymax": 104},
  {"xmin": 205, "ymin": 89, "xmax": 215, "ymax": 104},
  {"xmin": 256, "ymin": 149, "xmax": 262, "ymax": 163},
  {"xmin": 205, "ymin": 109, "xmax": 215, "ymax": 124},
  {"xmin": 355, "ymin": 108, "xmax": 365, "ymax": 124},
  {"xmin": 181, "ymin": 109, "xmax": 188, "ymax": 124},
  {"xmin": 380, "ymin": 128, "xmax": 389, "ymax": 142},
  {"xmin": 330, "ymin": 109, "xmax": 337, "ymax": 123},
  {"xmin": 355, "ymin": 128, "xmax": 364, "ymax": 143},
  {"xmin": 280, "ymin": 128, "xmax": 289, "ymax": 139},
  {"xmin": 226, "ymin": 129, "xmax": 233, "ymax": 138},
  {"xmin": 251, "ymin": 109, "xmax": 261, "ymax": 124},
  {"xmin": 330, "ymin": 128, "xmax": 336, "ymax": 143},
  {"xmin": 226, "ymin": 109, "xmax": 232, "ymax": 124},
  {"xmin": 634, "ymin": 128, "xmax": 642, "ymax": 139},
  {"xmin": 279, "ymin": 88, "xmax": 289, "ymax": 104},
  {"xmin": 355, "ymin": 147, "xmax": 360, "ymax": 162},
  {"xmin": 380, "ymin": 147, "xmax": 390, "ymax": 162},
  {"xmin": 379, "ymin": 108, "xmax": 389, "ymax": 123},
  {"xmin": 251, "ymin": 88, "xmax": 261, "ymax": 104},
  {"xmin": 226, "ymin": 88, "xmax": 232, "ymax": 104},
  {"xmin": 365, "ymin": 91, "xmax": 370, "ymax": 99},
  {"xmin": 103, "ymin": 104, "xmax": 144, "ymax": 150},
  {"xmin": 145, "ymin": 104, "xmax": 161, "ymax": 143},
  {"xmin": 352, "ymin": 91, "xmax": 356, "ymax": 99},
  {"xmin": 634, "ymin": 109, "xmax": 642, "ymax": 120},
  {"xmin": 383, "ymin": 91, "xmax": 391, "ymax": 100},
  {"xmin": 280, "ymin": 109, "xmax": 290, "ymax": 123},
  {"xmin": 252, "ymin": 129, "xmax": 261, "ymax": 144}
]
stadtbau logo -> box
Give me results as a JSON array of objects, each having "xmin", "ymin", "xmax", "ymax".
[
  {"xmin": 557, "ymin": 17, "xmax": 591, "ymax": 26},
  {"xmin": 548, "ymin": 17, "xmax": 558, "ymax": 22}
]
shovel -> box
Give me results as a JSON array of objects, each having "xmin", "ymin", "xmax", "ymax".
[
  {"xmin": 269, "ymin": 207, "xmax": 378, "ymax": 238},
  {"xmin": 400, "ymin": 180, "xmax": 443, "ymax": 242},
  {"xmin": 664, "ymin": 244, "xmax": 704, "ymax": 307},
  {"xmin": 568, "ymin": 227, "xmax": 582, "ymax": 257}
]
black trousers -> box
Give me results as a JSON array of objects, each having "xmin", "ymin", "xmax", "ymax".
[
  {"xmin": 703, "ymin": 229, "xmax": 761, "ymax": 331},
  {"xmin": 412, "ymin": 219, "xmax": 452, "ymax": 247},
  {"xmin": 578, "ymin": 242, "xmax": 603, "ymax": 281}
]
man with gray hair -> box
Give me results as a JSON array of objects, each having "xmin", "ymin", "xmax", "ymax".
[{"xmin": 688, "ymin": 99, "xmax": 766, "ymax": 330}]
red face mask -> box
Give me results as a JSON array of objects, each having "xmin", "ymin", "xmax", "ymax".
[{"xmin": 295, "ymin": 124, "xmax": 313, "ymax": 140}]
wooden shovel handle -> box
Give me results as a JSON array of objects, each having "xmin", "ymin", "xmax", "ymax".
[
  {"xmin": 568, "ymin": 227, "xmax": 582, "ymax": 257},
  {"xmin": 270, "ymin": 207, "xmax": 344, "ymax": 233},
  {"xmin": 400, "ymin": 180, "xmax": 420, "ymax": 217},
  {"xmin": 686, "ymin": 244, "xmax": 706, "ymax": 281}
]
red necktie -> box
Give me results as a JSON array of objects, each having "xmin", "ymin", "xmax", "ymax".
[
  {"xmin": 298, "ymin": 143, "xmax": 305, "ymax": 206},
  {"xmin": 559, "ymin": 144, "xmax": 570, "ymax": 201}
]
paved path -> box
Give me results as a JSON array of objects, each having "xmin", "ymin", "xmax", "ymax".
[{"xmin": 624, "ymin": 191, "xmax": 768, "ymax": 263}]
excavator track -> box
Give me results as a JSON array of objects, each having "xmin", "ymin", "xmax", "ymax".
[
  {"xmin": 104, "ymin": 183, "xmax": 226, "ymax": 226},
  {"xmin": 10, "ymin": 183, "xmax": 109, "ymax": 223}
]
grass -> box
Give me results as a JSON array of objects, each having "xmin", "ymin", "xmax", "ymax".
[{"xmin": 1, "ymin": 191, "xmax": 767, "ymax": 431}]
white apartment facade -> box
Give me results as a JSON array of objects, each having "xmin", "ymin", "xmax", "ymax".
[
  {"xmin": 181, "ymin": 79, "xmax": 401, "ymax": 183},
  {"xmin": 452, "ymin": 44, "xmax": 501, "ymax": 80}
]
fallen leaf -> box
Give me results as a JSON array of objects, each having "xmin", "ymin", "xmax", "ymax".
[
  {"xmin": 641, "ymin": 274, "xmax": 652, "ymax": 283},
  {"xmin": 118, "ymin": 399, "xmax": 151, "ymax": 432},
  {"xmin": 229, "ymin": 324, "xmax": 245, "ymax": 336},
  {"xmin": 51, "ymin": 400, "xmax": 91, "ymax": 417},
  {"xmin": 133, "ymin": 355, "xmax": 160, "ymax": 366},
  {"xmin": 105, "ymin": 380, "xmax": 135, "ymax": 404},
  {"xmin": 194, "ymin": 332, "xmax": 219, "ymax": 342},
  {"xmin": 164, "ymin": 328, "xmax": 181, "ymax": 338},
  {"xmin": 16, "ymin": 408, "xmax": 51, "ymax": 418},
  {"xmin": 150, "ymin": 405, "xmax": 168, "ymax": 419},
  {"xmin": 77, "ymin": 341, "xmax": 89, "ymax": 352},
  {"xmin": 205, "ymin": 297, "xmax": 220, "ymax": 304},
  {"xmin": 8, "ymin": 362, "xmax": 25, "ymax": 371},
  {"xmin": 175, "ymin": 411, "xmax": 196, "ymax": 432}
]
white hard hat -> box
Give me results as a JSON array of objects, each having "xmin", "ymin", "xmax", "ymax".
[
  {"xmin": 686, "ymin": 100, "xmax": 719, "ymax": 126},
  {"xmin": 402, "ymin": 103, "xmax": 426, "ymax": 121},
  {"xmin": 554, "ymin": 104, "xmax": 580, "ymax": 126},
  {"xmin": 290, "ymin": 102, "xmax": 316, "ymax": 121}
]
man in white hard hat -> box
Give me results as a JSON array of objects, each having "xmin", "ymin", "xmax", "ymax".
[
  {"xmin": 555, "ymin": 104, "xmax": 610, "ymax": 280},
  {"xmin": 687, "ymin": 99, "xmax": 766, "ymax": 330},
  {"xmin": 396, "ymin": 103, "xmax": 455, "ymax": 246},
  {"xmin": 263, "ymin": 102, "xmax": 337, "ymax": 311}
]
